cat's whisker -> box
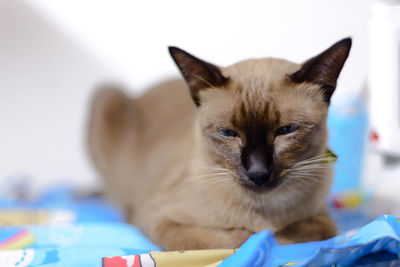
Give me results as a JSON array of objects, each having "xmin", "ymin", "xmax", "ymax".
[
  {"xmin": 197, "ymin": 166, "xmax": 236, "ymax": 175},
  {"xmin": 186, "ymin": 174, "xmax": 226, "ymax": 180},
  {"xmin": 295, "ymin": 154, "xmax": 328, "ymax": 162},
  {"xmin": 293, "ymin": 168, "xmax": 331, "ymax": 173},
  {"xmin": 286, "ymin": 172, "xmax": 326, "ymax": 179},
  {"xmin": 279, "ymin": 179, "xmax": 306, "ymax": 196},
  {"xmin": 185, "ymin": 175, "xmax": 226, "ymax": 183},
  {"xmin": 285, "ymin": 176, "xmax": 323, "ymax": 186},
  {"xmin": 286, "ymin": 170, "xmax": 325, "ymax": 180},
  {"xmin": 200, "ymin": 177, "xmax": 233, "ymax": 186},
  {"xmin": 286, "ymin": 174, "xmax": 318, "ymax": 180},
  {"xmin": 296, "ymin": 157, "xmax": 326, "ymax": 164},
  {"xmin": 188, "ymin": 177, "xmax": 231, "ymax": 184},
  {"xmin": 292, "ymin": 168, "xmax": 329, "ymax": 175},
  {"xmin": 289, "ymin": 163, "xmax": 333, "ymax": 171},
  {"xmin": 293, "ymin": 153, "xmax": 335, "ymax": 163},
  {"xmin": 193, "ymin": 171, "xmax": 232, "ymax": 177},
  {"xmin": 294, "ymin": 158, "xmax": 335, "ymax": 166},
  {"xmin": 288, "ymin": 169, "xmax": 326, "ymax": 176},
  {"xmin": 281, "ymin": 180, "xmax": 313, "ymax": 193},
  {"xmin": 207, "ymin": 179, "xmax": 232, "ymax": 186},
  {"xmin": 186, "ymin": 172, "xmax": 234, "ymax": 185},
  {"xmin": 293, "ymin": 158, "xmax": 335, "ymax": 167},
  {"xmin": 199, "ymin": 167, "xmax": 230, "ymax": 171},
  {"xmin": 198, "ymin": 167, "xmax": 234, "ymax": 174},
  {"xmin": 287, "ymin": 177, "xmax": 321, "ymax": 184},
  {"xmin": 290, "ymin": 167, "xmax": 331, "ymax": 173},
  {"xmin": 289, "ymin": 174, "xmax": 323, "ymax": 180}
]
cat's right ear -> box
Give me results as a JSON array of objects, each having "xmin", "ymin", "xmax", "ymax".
[
  {"xmin": 288, "ymin": 38, "xmax": 352, "ymax": 104},
  {"xmin": 169, "ymin": 47, "xmax": 228, "ymax": 106}
]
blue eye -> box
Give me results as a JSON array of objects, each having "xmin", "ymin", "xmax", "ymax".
[
  {"xmin": 276, "ymin": 124, "xmax": 299, "ymax": 136},
  {"xmin": 218, "ymin": 129, "xmax": 238, "ymax": 137}
]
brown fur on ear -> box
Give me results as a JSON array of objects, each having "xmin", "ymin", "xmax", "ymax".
[
  {"xmin": 289, "ymin": 38, "xmax": 352, "ymax": 103},
  {"xmin": 169, "ymin": 46, "xmax": 228, "ymax": 106}
]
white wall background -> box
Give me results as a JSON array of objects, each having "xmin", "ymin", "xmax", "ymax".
[{"xmin": 0, "ymin": 0, "xmax": 374, "ymax": 192}]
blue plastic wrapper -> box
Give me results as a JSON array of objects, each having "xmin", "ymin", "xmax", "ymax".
[{"xmin": 220, "ymin": 215, "xmax": 400, "ymax": 266}]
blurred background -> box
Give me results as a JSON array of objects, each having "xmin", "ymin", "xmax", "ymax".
[{"xmin": 0, "ymin": 0, "xmax": 399, "ymax": 214}]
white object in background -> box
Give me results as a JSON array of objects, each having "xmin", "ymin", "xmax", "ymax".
[
  {"xmin": 366, "ymin": 0, "xmax": 400, "ymax": 217},
  {"xmin": 368, "ymin": 163, "xmax": 400, "ymax": 217},
  {"xmin": 368, "ymin": 0, "xmax": 400, "ymax": 156}
]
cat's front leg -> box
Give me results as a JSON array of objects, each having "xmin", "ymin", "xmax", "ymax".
[
  {"xmin": 154, "ymin": 220, "xmax": 254, "ymax": 250},
  {"xmin": 274, "ymin": 211, "xmax": 337, "ymax": 244}
]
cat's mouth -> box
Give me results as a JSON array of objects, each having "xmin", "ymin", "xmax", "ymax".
[
  {"xmin": 237, "ymin": 167, "xmax": 282, "ymax": 193},
  {"xmin": 241, "ymin": 178, "xmax": 282, "ymax": 193}
]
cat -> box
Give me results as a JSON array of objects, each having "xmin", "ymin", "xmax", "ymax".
[{"xmin": 87, "ymin": 38, "xmax": 351, "ymax": 250}]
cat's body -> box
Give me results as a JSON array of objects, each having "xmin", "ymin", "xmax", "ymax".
[{"xmin": 88, "ymin": 39, "xmax": 351, "ymax": 250}]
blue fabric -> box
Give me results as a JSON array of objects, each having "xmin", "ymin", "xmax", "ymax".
[
  {"xmin": 27, "ymin": 223, "xmax": 160, "ymax": 250},
  {"xmin": 0, "ymin": 185, "xmax": 124, "ymax": 223},
  {"xmin": 0, "ymin": 186, "xmax": 161, "ymax": 266},
  {"xmin": 0, "ymin": 222, "xmax": 159, "ymax": 266}
]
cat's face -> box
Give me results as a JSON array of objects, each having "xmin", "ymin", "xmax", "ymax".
[
  {"xmin": 170, "ymin": 38, "xmax": 351, "ymax": 192},
  {"xmin": 197, "ymin": 64, "xmax": 329, "ymax": 192}
]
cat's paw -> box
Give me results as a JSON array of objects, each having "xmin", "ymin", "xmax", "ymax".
[{"xmin": 274, "ymin": 213, "xmax": 337, "ymax": 244}]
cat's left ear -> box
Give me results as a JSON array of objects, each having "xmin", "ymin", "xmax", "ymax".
[
  {"xmin": 288, "ymin": 38, "xmax": 352, "ymax": 103},
  {"xmin": 169, "ymin": 47, "xmax": 228, "ymax": 106}
]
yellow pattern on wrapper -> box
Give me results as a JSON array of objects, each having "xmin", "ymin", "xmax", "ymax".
[
  {"xmin": 149, "ymin": 249, "xmax": 236, "ymax": 267},
  {"xmin": 0, "ymin": 210, "xmax": 49, "ymax": 226}
]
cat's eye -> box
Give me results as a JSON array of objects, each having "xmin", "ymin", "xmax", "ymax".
[
  {"xmin": 276, "ymin": 124, "xmax": 299, "ymax": 136},
  {"xmin": 218, "ymin": 129, "xmax": 238, "ymax": 138}
]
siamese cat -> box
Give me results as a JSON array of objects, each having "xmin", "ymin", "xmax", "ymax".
[{"xmin": 88, "ymin": 38, "xmax": 351, "ymax": 250}]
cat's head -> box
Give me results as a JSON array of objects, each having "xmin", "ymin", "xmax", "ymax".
[{"xmin": 169, "ymin": 38, "xmax": 351, "ymax": 193}]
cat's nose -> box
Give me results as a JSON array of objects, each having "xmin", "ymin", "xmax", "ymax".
[{"xmin": 247, "ymin": 169, "xmax": 271, "ymax": 186}]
